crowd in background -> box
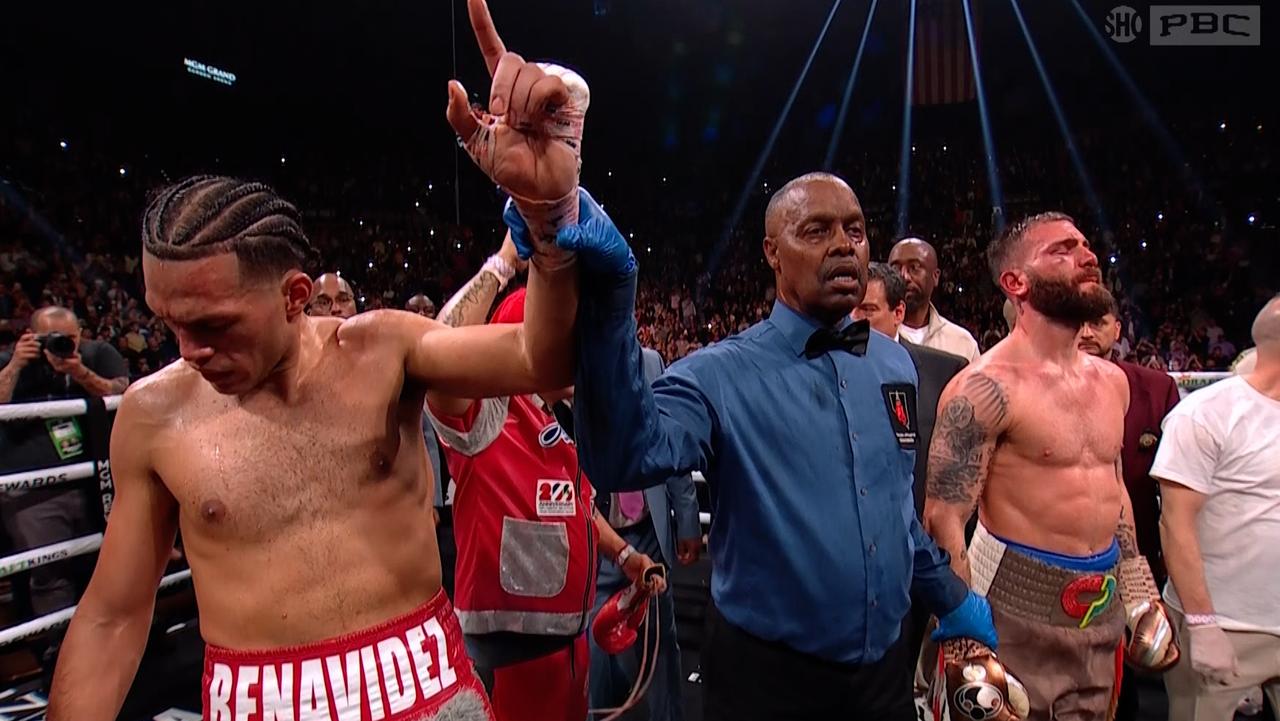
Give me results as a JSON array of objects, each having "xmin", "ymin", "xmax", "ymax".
[{"xmin": 0, "ymin": 113, "xmax": 1273, "ymax": 378}]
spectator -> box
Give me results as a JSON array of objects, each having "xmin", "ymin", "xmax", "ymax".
[
  {"xmin": 307, "ymin": 272, "xmax": 358, "ymax": 318},
  {"xmin": 406, "ymin": 293, "xmax": 437, "ymax": 318},
  {"xmin": 0, "ymin": 305, "xmax": 130, "ymax": 657},
  {"xmin": 888, "ymin": 238, "xmax": 981, "ymax": 362}
]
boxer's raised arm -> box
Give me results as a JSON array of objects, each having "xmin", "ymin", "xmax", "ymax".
[
  {"xmin": 923, "ymin": 369, "xmax": 1011, "ymax": 583},
  {"xmin": 426, "ymin": 233, "xmax": 526, "ymax": 416},
  {"xmin": 49, "ymin": 390, "xmax": 179, "ymax": 721}
]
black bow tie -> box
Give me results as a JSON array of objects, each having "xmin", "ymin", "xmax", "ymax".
[{"xmin": 804, "ymin": 320, "xmax": 871, "ymax": 359}]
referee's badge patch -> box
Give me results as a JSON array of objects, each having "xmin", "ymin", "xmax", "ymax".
[{"xmin": 880, "ymin": 383, "xmax": 919, "ymax": 449}]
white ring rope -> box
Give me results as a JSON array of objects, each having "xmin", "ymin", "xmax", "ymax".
[
  {"xmin": 0, "ymin": 570, "xmax": 193, "ymax": 647},
  {"xmin": 0, "ymin": 394, "xmax": 122, "ymax": 422},
  {"xmin": 0, "ymin": 533, "xmax": 103, "ymax": 579},
  {"xmin": 0, "ymin": 392, "xmax": 135, "ymax": 647},
  {"xmin": 0, "ymin": 461, "xmax": 97, "ymax": 493}
]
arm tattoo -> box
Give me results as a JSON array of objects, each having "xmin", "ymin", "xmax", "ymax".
[
  {"xmin": 963, "ymin": 372, "xmax": 1010, "ymax": 426},
  {"xmin": 107, "ymin": 377, "xmax": 130, "ymax": 395},
  {"xmin": 1115, "ymin": 456, "xmax": 1142, "ymax": 558},
  {"xmin": 926, "ymin": 372, "xmax": 1009, "ymax": 506},
  {"xmin": 1117, "ymin": 513, "xmax": 1141, "ymax": 559},
  {"xmin": 438, "ymin": 272, "xmax": 500, "ymax": 328}
]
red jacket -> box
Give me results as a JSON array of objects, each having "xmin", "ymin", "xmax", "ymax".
[
  {"xmin": 1116, "ymin": 360, "xmax": 1181, "ymax": 585},
  {"xmin": 429, "ymin": 394, "xmax": 597, "ymax": 637}
]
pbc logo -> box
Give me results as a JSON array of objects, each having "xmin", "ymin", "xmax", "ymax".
[{"xmin": 536, "ymin": 480, "xmax": 576, "ymax": 517}]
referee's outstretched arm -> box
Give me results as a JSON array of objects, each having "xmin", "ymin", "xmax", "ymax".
[{"xmin": 573, "ymin": 272, "xmax": 717, "ymax": 493}]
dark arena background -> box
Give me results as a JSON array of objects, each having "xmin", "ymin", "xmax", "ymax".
[{"xmin": 0, "ymin": 0, "xmax": 1276, "ymax": 719}]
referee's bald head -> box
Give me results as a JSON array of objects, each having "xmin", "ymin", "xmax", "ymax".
[{"xmin": 765, "ymin": 173, "xmax": 857, "ymax": 238}]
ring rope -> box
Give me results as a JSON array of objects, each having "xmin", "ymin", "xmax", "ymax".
[
  {"xmin": 0, "ymin": 394, "xmax": 122, "ymax": 423},
  {"xmin": 0, "ymin": 570, "xmax": 193, "ymax": 648},
  {"xmin": 0, "ymin": 461, "xmax": 97, "ymax": 493},
  {"xmin": 0, "ymin": 533, "xmax": 103, "ymax": 580}
]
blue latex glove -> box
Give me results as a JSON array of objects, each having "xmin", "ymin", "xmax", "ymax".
[
  {"xmin": 932, "ymin": 590, "xmax": 998, "ymax": 649},
  {"xmin": 503, "ymin": 188, "xmax": 637, "ymax": 277}
]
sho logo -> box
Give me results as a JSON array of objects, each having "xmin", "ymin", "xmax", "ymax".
[
  {"xmin": 1108, "ymin": 5, "xmax": 1261, "ymax": 45},
  {"xmin": 1105, "ymin": 5, "xmax": 1143, "ymax": 42}
]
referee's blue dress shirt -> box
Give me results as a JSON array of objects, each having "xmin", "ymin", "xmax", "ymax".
[{"xmin": 573, "ymin": 273, "xmax": 968, "ymax": 664}]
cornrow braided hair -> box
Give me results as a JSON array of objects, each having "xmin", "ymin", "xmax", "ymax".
[{"xmin": 142, "ymin": 175, "xmax": 321, "ymax": 282}]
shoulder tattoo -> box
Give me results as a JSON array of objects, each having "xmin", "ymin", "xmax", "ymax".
[{"xmin": 927, "ymin": 372, "xmax": 1010, "ymax": 505}]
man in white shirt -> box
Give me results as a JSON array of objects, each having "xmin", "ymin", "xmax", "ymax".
[
  {"xmin": 1152, "ymin": 295, "xmax": 1280, "ymax": 721},
  {"xmin": 888, "ymin": 238, "xmax": 980, "ymax": 362}
]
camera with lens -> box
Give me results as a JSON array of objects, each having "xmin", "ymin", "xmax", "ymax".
[{"xmin": 37, "ymin": 332, "xmax": 77, "ymax": 359}]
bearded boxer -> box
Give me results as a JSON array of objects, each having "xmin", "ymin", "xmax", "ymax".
[
  {"xmin": 426, "ymin": 241, "xmax": 664, "ymax": 721},
  {"xmin": 48, "ymin": 2, "xmax": 590, "ymax": 719},
  {"xmin": 924, "ymin": 213, "xmax": 1180, "ymax": 721}
]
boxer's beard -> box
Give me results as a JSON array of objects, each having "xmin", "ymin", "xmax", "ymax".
[{"xmin": 1027, "ymin": 271, "xmax": 1114, "ymax": 325}]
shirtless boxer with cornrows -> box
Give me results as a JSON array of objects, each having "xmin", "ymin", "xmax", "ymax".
[
  {"xmin": 48, "ymin": 2, "xmax": 590, "ymax": 718},
  {"xmin": 923, "ymin": 213, "xmax": 1180, "ymax": 721}
]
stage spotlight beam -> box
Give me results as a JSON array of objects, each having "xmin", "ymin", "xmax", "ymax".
[
  {"xmin": 824, "ymin": 0, "xmax": 881, "ymax": 171},
  {"xmin": 895, "ymin": 0, "xmax": 918, "ymax": 238},
  {"xmin": 708, "ymin": 0, "xmax": 845, "ymax": 278},
  {"xmin": 961, "ymin": 0, "xmax": 1005, "ymax": 235},
  {"xmin": 1009, "ymin": 0, "xmax": 1106, "ymax": 232},
  {"xmin": 1065, "ymin": 0, "xmax": 1215, "ymax": 220}
]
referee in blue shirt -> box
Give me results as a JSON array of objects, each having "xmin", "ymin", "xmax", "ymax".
[{"xmin": 505, "ymin": 174, "xmax": 999, "ymax": 720}]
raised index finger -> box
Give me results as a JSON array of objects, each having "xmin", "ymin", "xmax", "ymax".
[{"xmin": 468, "ymin": 0, "xmax": 506, "ymax": 76}]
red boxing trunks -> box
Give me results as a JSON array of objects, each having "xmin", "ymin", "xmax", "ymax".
[{"xmin": 202, "ymin": 590, "xmax": 494, "ymax": 721}]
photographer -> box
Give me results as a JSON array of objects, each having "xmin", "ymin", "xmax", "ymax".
[{"xmin": 0, "ymin": 305, "xmax": 129, "ymax": 620}]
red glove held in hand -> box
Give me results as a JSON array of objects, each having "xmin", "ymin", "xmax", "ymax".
[{"xmin": 592, "ymin": 566, "xmax": 665, "ymax": 655}]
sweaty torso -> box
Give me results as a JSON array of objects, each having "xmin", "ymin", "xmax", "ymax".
[
  {"xmin": 139, "ymin": 317, "xmax": 439, "ymax": 649},
  {"xmin": 977, "ymin": 342, "xmax": 1127, "ymax": 555}
]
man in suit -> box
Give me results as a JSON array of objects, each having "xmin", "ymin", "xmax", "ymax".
[
  {"xmin": 854, "ymin": 263, "xmax": 968, "ymax": 515},
  {"xmin": 1078, "ymin": 299, "xmax": 1181, "ymax": 721},
  {"xmin": 586, "ymin": 346, "xmax": 701, "ymax": 721}
]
